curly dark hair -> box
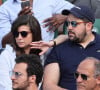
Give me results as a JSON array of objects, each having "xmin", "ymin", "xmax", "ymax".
[{"xmin": 15, "ymin": 54, "xmax": 43, "ymax": 86}]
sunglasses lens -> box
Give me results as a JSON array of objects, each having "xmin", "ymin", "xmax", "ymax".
[
  {"xmin": 71, "ymin": 21, "xmax": 77, "ymax": 27},
  {"xmin": 75, "ymin": 72, "xmax": 88, "ymax": 80},
  {"xmin": 15, "ymin": 72, "xmax": 19, "ymax": 76},
  {"xmin": 21, "ymin": 31, "xmax": 28, "ymax": 37},
  {"xmin": 13, "ymin": 31, "xmax": 28, "ymax": 38},
  {"xmin": 13, "ymin": 72, "xmax": 22, "ymax": 78},
  {"xmin": 13, "ymin": 31, "xmax": 19, "ymax": 38},
  {"xmin": 75, "ymin": 72, "xmax": 79, "ymax": 78},
  {"xmin": 81, "ymin": 74, "xmax": 87, "ymax": 80},
  {"xmin": 65, "ymin": 21, "xmax": 78, "ymax": 27}
]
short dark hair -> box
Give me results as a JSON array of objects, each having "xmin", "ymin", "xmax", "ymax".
[{"xmin": 15, "ymin": 54, "xmax": 43, "ymax": 86}]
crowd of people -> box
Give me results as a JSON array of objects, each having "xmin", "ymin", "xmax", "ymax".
[{"xmin": 0, "ymin": 0, "xmax": 100, "ymax": 90}]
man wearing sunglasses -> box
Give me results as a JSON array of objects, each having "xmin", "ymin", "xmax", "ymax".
[
  {"xmin": 75, "ymin": 57, "xmax": 100, "ymax": 90},
  {"xmin": 11, "ymin": 54, "xmax": 43, "ymax": 90},
  {"xmin": 42, "ymin": 5, "xmax": 100, "ymax": 90}
]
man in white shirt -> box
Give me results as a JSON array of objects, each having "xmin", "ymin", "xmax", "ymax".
[{"xmin": 0, "ymin": 0, "xmax": 74, "ymax": 48}]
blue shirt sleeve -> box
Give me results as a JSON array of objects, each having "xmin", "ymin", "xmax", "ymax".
[{"xmin": 45, "ymin": 47, "xmax": 59, "ymax": 66}]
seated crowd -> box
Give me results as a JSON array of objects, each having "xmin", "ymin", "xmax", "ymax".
[{"xmin": 0, "ymin": 0, "xmax": 100, "ymax": 90}]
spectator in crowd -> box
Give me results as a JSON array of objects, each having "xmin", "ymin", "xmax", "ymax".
[
  {"xmin": 75, "ymin": 57, "xmax": 100, "ymax": 90},
  {"xmin": 67, "ymin": 0, "xmax": 100, "ymax": 18},
  {"xmin": 11, "ymin": 54, "xmax": 43, "ymax": 90},
  {"xmin": 42, "ymin": 5, "xmax": 100, "ymax": 90},
  {"xmin": 0, "ymin": 14, "xmax": 42, "ymax": 90},
  {"xmin": 0, "ymin": 0, "xmax": 74, "ymax": 48}
]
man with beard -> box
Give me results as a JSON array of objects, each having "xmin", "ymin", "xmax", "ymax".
[
  {"xmin": 11, "ymin": 54, "xmax": 43, "ymax": 90},
  {"xmin": 75, "ymin": 57, "xmax": 100, "ymax": 90},
  {"xmin": 42, "ymin": 5, "xmax": 100, "ymax": 90}
]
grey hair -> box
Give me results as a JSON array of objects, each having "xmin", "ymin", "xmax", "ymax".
[
  {"xmin": 85, "ymin": 57, "xmax": 100, "ymax": 77},
  {"xmin": 94, "ymin": 61, "xmax": 100, "ymax": 77}
]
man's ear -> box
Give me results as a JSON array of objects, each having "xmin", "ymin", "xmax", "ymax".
[
  {"xmin": 96, "ymin": 76, "xmax": 100, "ymax": 84},
  {"xmin": 29, "ymin": 75, "xmax": 36, "ymax": 83},
  {"xmin": 86, "ymin": 22, "xmax": 93, "ymax": 31}
]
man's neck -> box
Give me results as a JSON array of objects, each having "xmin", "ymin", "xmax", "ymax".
[
  {"xmin": 94, "ymin": 86, "xmax": 100, "ymax": 90},
  {"xmin": 79, "ymin": 33, "xmax": 95, "ymax": 48},
  {"xmin": 25, "ymin": 84, "xmax": 38, "ymax": 90}
]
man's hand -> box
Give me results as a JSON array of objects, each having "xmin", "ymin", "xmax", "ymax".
[
  {"xmin": 43, "ymin": 14, "xmax": 67, "ymax": 31},
  {"xmin": 30, "ymin": 41, "xmax": 54, "ymax": 55}
]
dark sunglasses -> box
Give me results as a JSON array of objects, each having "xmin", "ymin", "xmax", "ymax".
[
  {"xmin": 65, "ymin": 21, "xmax": 87, "ymax": 27},
  {"xmin": 13, "ymin": 31, "xmax": 31, "ymax": 38},
  {"xmin": 74, "ymin": 72, "xmax": 88, "ymax": 80},
  {"xmin": 12, "ymin": 71, "xmax": 22, "ymax": 78}
]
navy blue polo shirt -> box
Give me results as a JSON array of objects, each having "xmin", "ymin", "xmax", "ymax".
[{"xmin": 45, "ymin": 33, "xmax": 100, "ymax": 90}]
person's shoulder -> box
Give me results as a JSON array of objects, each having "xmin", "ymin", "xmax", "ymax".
[
  {"xmin": 95, "ymin": 32, "xmax": 100, "ymax": 38},
  {"xmin": 0, "ymin": 45, "xmax": 16, "ymax": 70},
  {"xmin": 0, "ymin": 0, "xmax": 17, "ymax": 9},
  {"xmin": 0, "ymin": 48, "xmax": 5, "ymax": 54},
  {"xmin": 55, "ymin": 40, "xmax": 70, "ymax": 49},
  {"xmin": 0, "ymin": 1, "xmax": 9, "ymax": 10},
  {"xmin": 0, "ymin": 44, "xmax": 15, "ymax": 56},
  {"xmin": 94, "ymin": 32, "xmax": 100, "ymax": 43}
]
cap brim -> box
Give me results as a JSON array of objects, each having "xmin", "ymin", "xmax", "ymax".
[{"xmin": 62, "ymin": 9, "xmax": 70, "ymax": 15}]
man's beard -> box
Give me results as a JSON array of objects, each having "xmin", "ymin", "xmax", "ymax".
[
  {"xmin": 12, "ymin": 79, "xmax": 29, "ymax": 90},
  {"xmin": 70, "ymin": 36, "xmax": 80, "ymax": 43},
  {"xmin": 13, "ymin": 88, "xmax": 22, "ymax": 90},
  {"xmin": 13, "ymin": 87, "xmax": 26, "ymax": 90},
  {"xmin": 68, "ymin": 31, "xmax": 86, "ymax": 43},
  {"xmin": 68, "ymin": 32, "xmax": 80, "ymax": 43}
]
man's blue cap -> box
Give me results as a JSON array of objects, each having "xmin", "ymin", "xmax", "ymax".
[{"xmin": 62, "ymin": 5, "xmax": 95, "ymax": 23}]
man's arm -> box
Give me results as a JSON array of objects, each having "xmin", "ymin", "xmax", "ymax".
[
  {"xmin": 30, "ymin": 34, "xmax": 68, "ymax": 55},
  {"xmin": 0, "ymin": 6, "xmax": 12, "ymax": 48},
  {"xmin": 43, "ymin": 14, "xmax": 68, "ymax": 31},
  {"xmin": 53, "ymin": 34, "xmax": 68, "ymax": 45},
  {"xmin": 43, "ymin": 63, "xmax": 66, "ymax": 90},
  {"xmin": 42, "ymin": 0, "xmax": 75, "ymax": 31}
]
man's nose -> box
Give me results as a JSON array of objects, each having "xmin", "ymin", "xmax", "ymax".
[
  {"xmin": 67, "ymin": 23, "xmax": 73, "ymax": 30},
  {"xmin": 76, "ymin": 75, "xmax": 83, "ymax": 83}
]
